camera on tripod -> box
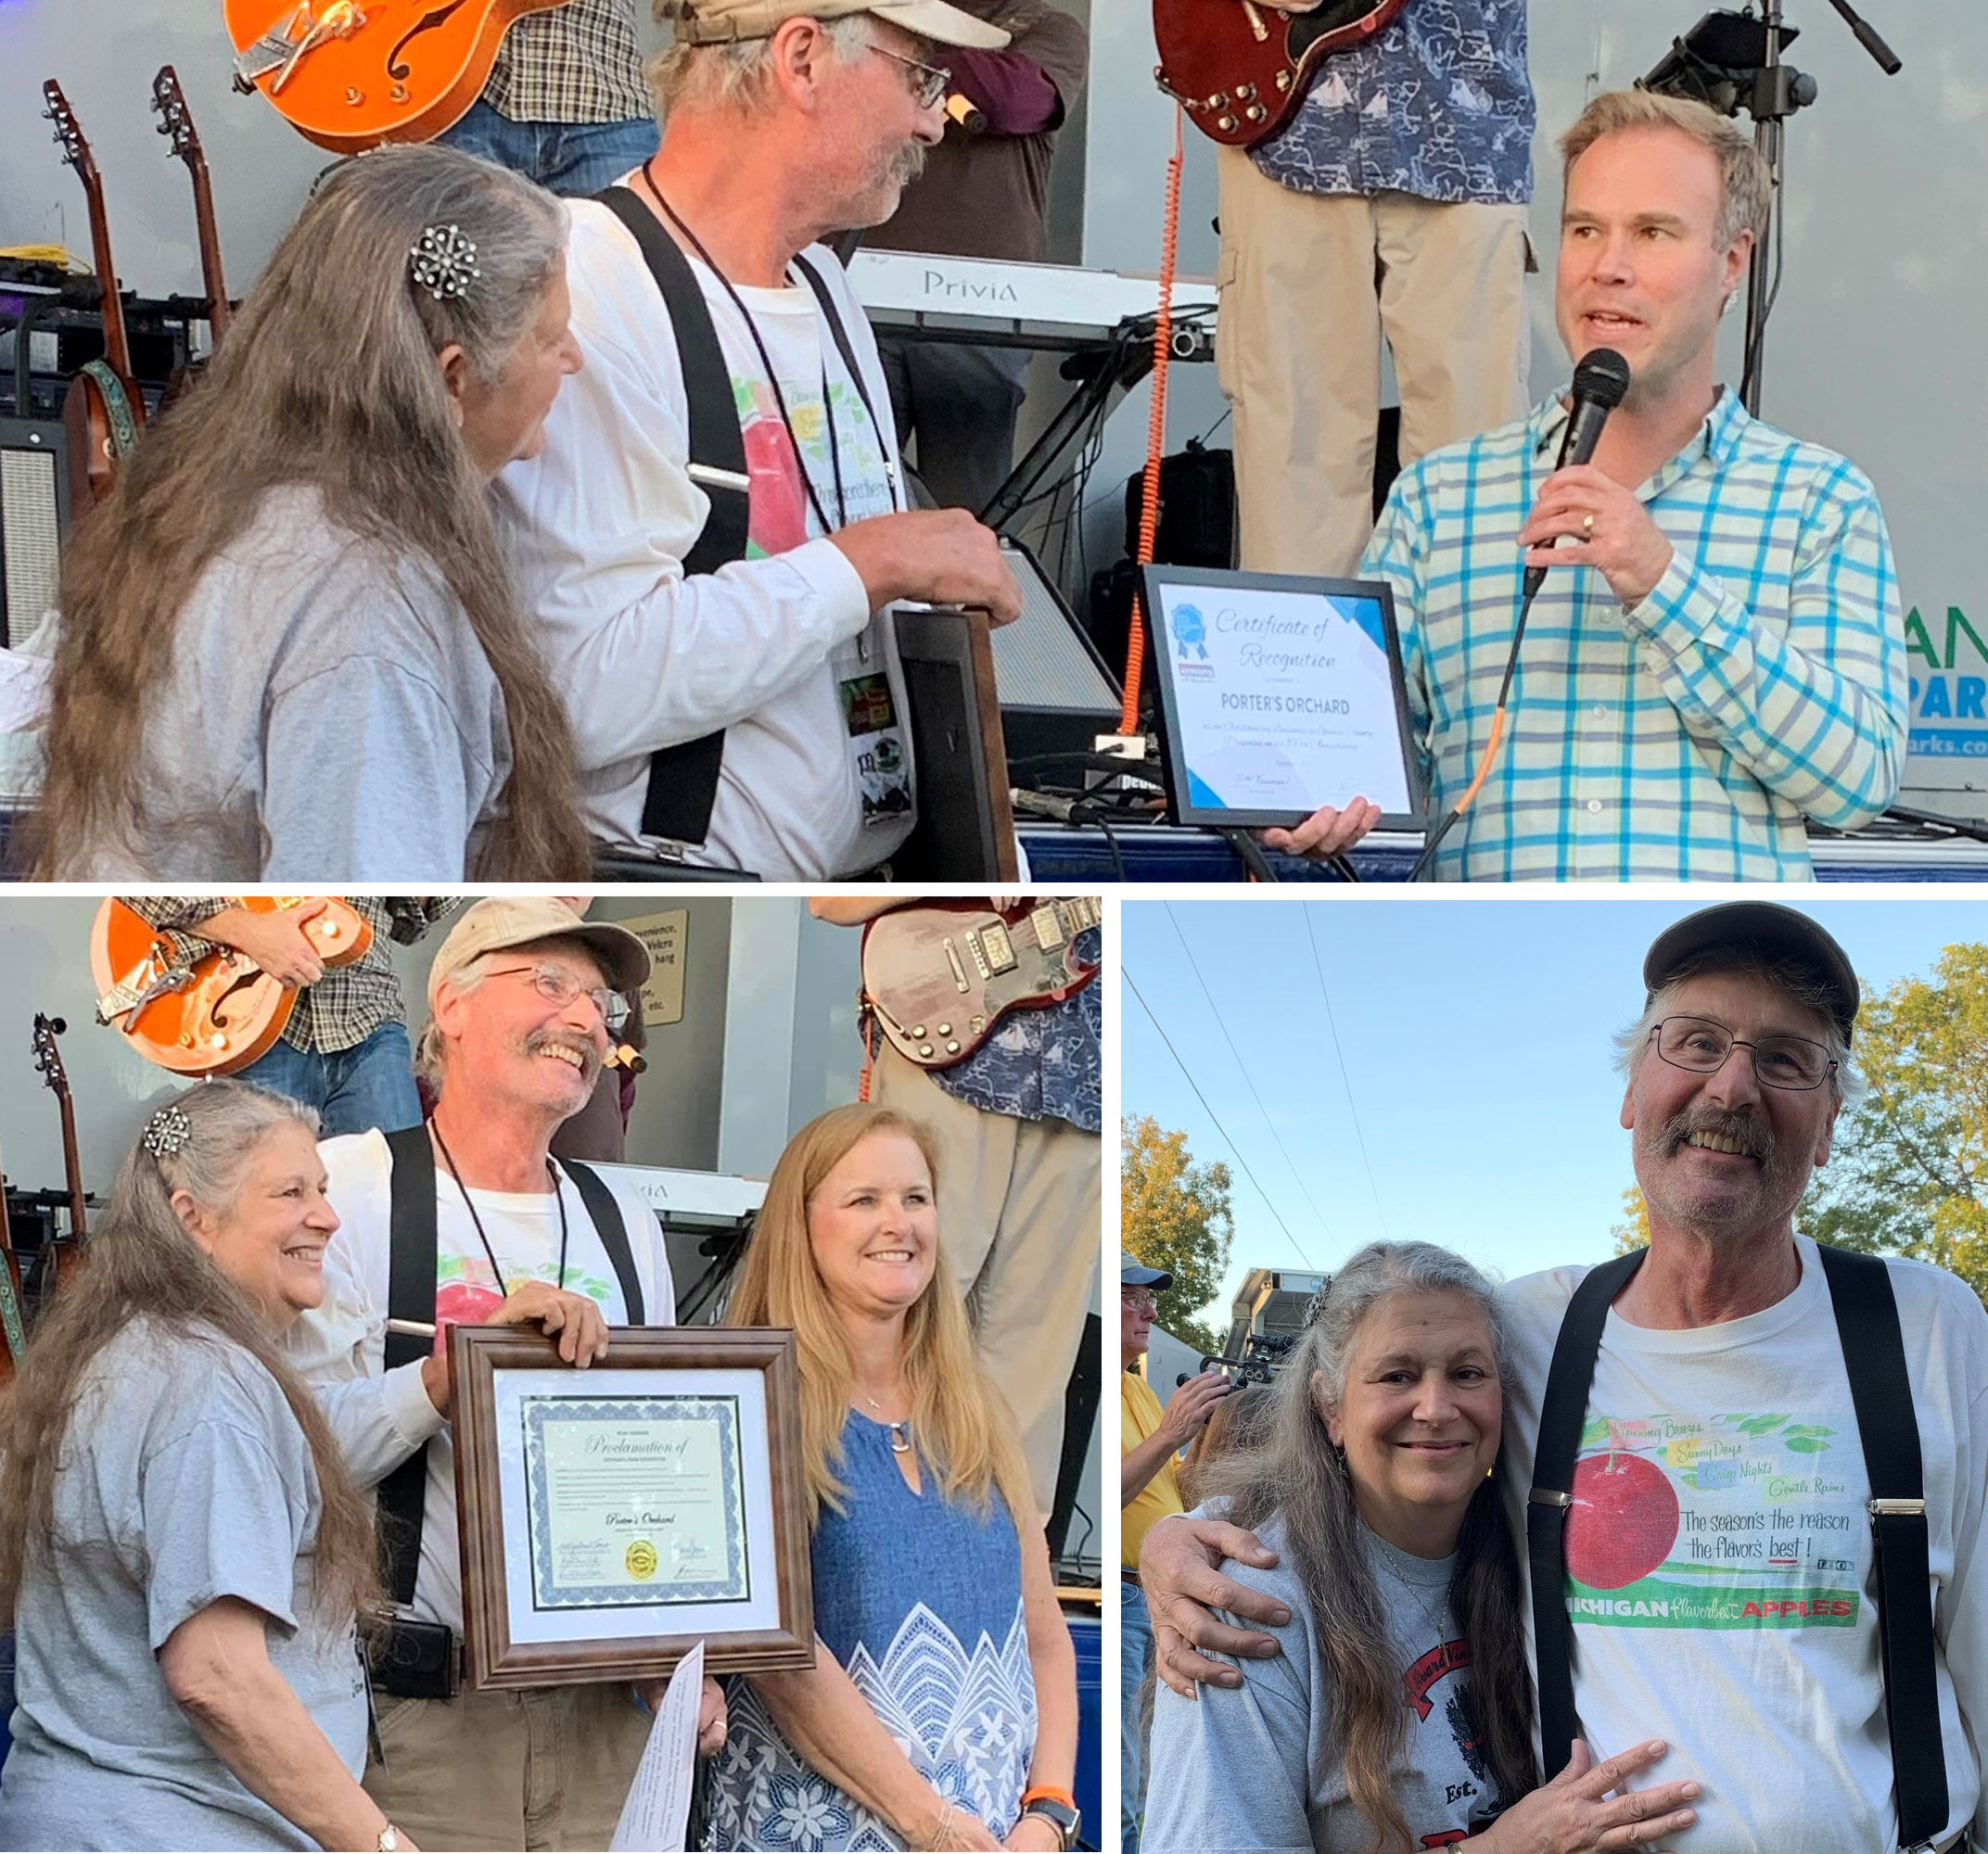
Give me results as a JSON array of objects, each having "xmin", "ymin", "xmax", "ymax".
[{"xmin": 1179, "ymin": 1328, "xmax": 1296, "ymax": 1393}]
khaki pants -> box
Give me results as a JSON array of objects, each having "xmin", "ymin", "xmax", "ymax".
[
  {"xmin": 870, "ymin": 1039, "xmax": 1102, "ymax": 1519},
  {"xmin": 1215, "ymin": 147, "xmax": 1533, "ymax": 576},
  {"xmin": 365, "ymin": 1681, "xmax": 653, "ymax": 1851}
]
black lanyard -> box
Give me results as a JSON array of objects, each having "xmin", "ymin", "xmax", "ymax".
[
  {"xmin": 644, "ymin": 161, "xmax": 863, "ymax": 537},
  {"xmin": 428, "ymin": 1121, "xmax": 568, "ymax": 1297}
]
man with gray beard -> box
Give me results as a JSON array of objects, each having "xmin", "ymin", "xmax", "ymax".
[
  {"xmin": 1139, "ymin": 902, "xmax": 1988, "ymax": 1854},
  {"xmin": 498, "ymin": 0, "xmax": 1022, "ymax": 879}
]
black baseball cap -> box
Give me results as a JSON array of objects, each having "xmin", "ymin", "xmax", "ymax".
[
  {"xmin": 1642, "ymin": 902, "xmax": 1859, "ymax": 1042},
  {"xmin": 1120, "ymin": 1251, "xmax": 1174, "ymax": 1292}
]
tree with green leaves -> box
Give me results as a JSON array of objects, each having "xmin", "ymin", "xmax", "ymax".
[
  {"xmin": 1610, "ymin": 1186, "xmax": 1650, "ymax": 1257},
  {"xmin": 1804, "ymin": 944, "xmax": 1988, "ymax": 1305},
  {"xmin": 1120, "ymin": 1115, "xmax": 1233, "ymax": 1361}
]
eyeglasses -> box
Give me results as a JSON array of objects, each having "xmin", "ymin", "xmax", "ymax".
[
  {"xmin": 1648, "ymin": 1015, "xmax": 1835, "ymax": 1092},
  {"xmin": 1121, "ymin": 1289, "xmax": 1157, "ymax": 1315},
  {"xmin": 866, "ymin": 40, "xmax": 951, "ymax": 111},
  {"xmin": 487, "ymin": 963, "xmax": 631, "ymax": 1035}
]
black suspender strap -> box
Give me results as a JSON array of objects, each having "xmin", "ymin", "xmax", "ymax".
[
  {"xmin": 594, "ymin": 184, "xmax": 748, "ymax": 849},
  {"xmin": 1816, "ymin": 1244, "xmax": 1949, "ymax": 1851},
  {"xmin": 1527, "ymin": 1247, "xmax": 1646, "ymax": 1782},
  {"xmin": 380, "ymin": 1124, "xmax": 440, "ymax": 1606},
  {"xmin": 559, "ymin": 1158, "xmax": 645, "ymax": 1326}
]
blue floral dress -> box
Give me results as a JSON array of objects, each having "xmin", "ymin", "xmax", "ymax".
[{"xmin": 706, "ymin": 1412, "xmax": 1038, "ymax": 1850}]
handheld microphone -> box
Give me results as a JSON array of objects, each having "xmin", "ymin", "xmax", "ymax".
[{"xmin": 1523, "ymin": 346, "xmax": 1632, "ymax": 599}]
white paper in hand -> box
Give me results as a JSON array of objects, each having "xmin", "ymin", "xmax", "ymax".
[{"xmin": 609, "ymin": 1642, "xmax": 706, "ymax": 1854}]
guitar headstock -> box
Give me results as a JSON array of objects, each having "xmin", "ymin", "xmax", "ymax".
[
  {"xmin": 30, "ymin": 1013, "xmax": 71, "ymax": 1105},
  {"xmin": 43, "ymin": 79, "xmax": 97, "ymax": 192},
  {"xmin": 152, "ymin": 65, "xmax": 205, "ymax": 171}
]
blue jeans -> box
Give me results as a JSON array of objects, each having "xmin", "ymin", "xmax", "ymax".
[
  {"xmin": 436, "ymin": 101, "xmax": 659, "ymax": 197},
  {"xmin": 1122, "ymin": 1578, "xmax": 1153, "ymax": 1854},
  {"xmin": 236, "ymin": 1022, "xmax": 422, "ymax": 1138}
]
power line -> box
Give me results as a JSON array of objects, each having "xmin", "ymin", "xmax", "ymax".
[
  {"xmin": 1302, "ymin": 907, "xmax": 1394, "ymax": 1242},
  {"xmin": 1165, "ymin": 902, "xmax": 1335, "ymax": 1260},
  {"xmin": 1124, "ymin": 961, "xmax": 1314, "ymax": 1268}
]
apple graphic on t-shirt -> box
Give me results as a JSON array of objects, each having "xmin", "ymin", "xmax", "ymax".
[
  {"xmin": 432, "ymin": 1280, "xmax": 504, "ymax": 1355},
  {"xmin": 743, "ymin": 414, "xmax": 809, "ymax": 556},
  {"xmin": 1564, "ymin": 1449, "xmax": 1680, "ymax": 1589}
]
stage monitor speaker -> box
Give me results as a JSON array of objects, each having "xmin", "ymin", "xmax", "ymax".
[
  {"xmin": 990, "ymin": 536, "xmax": 1123, "ymax": 766},
  {"xmin": 1048, "ymin": 1310, "xmax": 1102, "ymax": 1564},
  {"xmin": 0, "ymin": 419, "xmax": 68, "ymax": 648}
]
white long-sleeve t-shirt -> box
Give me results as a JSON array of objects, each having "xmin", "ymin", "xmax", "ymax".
[{"xmin": 498, "ymin": 197, "xmax": 917, "ymax": 878}]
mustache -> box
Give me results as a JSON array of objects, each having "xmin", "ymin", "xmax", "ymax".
[
  {"xmin": 525, "ymin": 1028, "xmax": 602, "ymax": 1086},
  {"xmin": 1661, "ymin": 1105, "xmax": 1771, "ymax": 1162}
]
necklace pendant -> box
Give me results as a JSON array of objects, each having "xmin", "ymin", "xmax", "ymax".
[{"xmin": 886, "ymin": 1419, "xmax": 912, "ymax": 1454}]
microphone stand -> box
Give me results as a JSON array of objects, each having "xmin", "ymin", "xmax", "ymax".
[{"xmin": 1738, "ymin": 0, "xmax": 1901, "ymax": 414}]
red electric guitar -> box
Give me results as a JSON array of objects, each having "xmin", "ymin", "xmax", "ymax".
[
  {"xmin": 29, "ymin": 1013, "xmax": 89, "ymax": 1297},
  {"xmin": 44, "ymin": 80, "xmax": 147, "ymax": 515},
  {"xmin": 153, "ymin": 66, "xmax": 232, "ymax": 350},
  {"xmin": 1153, "ymin": 0, "xmax": 1407, "ymax": 148},
  {"xmin": 860, "ymin": 897, "xmax": 1101, "ymax": 1071}
]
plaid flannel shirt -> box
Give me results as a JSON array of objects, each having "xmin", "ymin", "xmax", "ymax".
[
  {"xmin": 482, "ymin": 0, "xmax": 651, "ymax": 126},
  {"xmin": 1370, "ymin": 387, "xmax": 1908, "ymax": 881},
  {"xmin": 121, "ymin": 898, "xmax": 458, "ymax": 1054}
]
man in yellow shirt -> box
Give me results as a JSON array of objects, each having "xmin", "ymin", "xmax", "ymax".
[{"xmin": 1120, "ymin": 1252, "xmax": 1229, "ymax": 1853}]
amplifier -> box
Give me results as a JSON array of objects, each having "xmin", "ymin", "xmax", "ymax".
[
  {"xmin": 989, "ymin": 536, "xmax": 1123, "ymax": 765},
  {"xmin": 0, "ymin": 419, "xmax": 68, "ymax": 647}
]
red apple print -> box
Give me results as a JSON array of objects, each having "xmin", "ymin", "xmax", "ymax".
[
  {"xmin": 742, "ymin": 414, "xmax": 809, "ymax": 556},
  {"xmin": 1563, "ymin": 1450, "xmax": 1680, "ymax": 1590},
  {"xmin": 432, "ymin": 1282, "xmax": 504, "ymax": 1356}
]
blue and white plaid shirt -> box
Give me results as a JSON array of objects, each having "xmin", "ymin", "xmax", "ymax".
[
  {"xmin": 1367, "ymin": 387, "xmax": 1908, "ymax": 881},
  {"xmin": 1254, "ymin": 0, "xmax": 1533, "ymax": 205}
]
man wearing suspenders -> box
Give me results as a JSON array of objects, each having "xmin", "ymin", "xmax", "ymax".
[
  {"xmin": 280, "ymin": 897, "xmax": 724, "ymax": 1849},
  {"xmin": 1138, "ymin": 903, "xmax": 1988, "ymax": 1853},
  {"xmin": 499, "ymin": 0, "xmax": 1023, "ymax": 879}
]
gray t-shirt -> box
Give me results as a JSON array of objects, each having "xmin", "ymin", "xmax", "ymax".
[
  {"xmin": 0, "ymin": 1321, "xmax": 368, "ymax": 1852},
  {"xmin": 1143, "ymin": 1512, "xmax": 1505, "ymax": 1852},
  {"xmin": 59, "ymin": 483, "xmax": 512, "ymax": 881}
]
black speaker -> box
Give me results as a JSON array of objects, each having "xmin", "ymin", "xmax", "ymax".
[
  {"xmin": 1048, "ymin": 1310, "xmax": 1102, "ymax": 1564},
  {"xmin": 989, "ymin": 536, "xmax": 1123, "ymax": 766},
  {"xmin": 0, "ymin": 418, "xmax": 69, "ymax": 646}
]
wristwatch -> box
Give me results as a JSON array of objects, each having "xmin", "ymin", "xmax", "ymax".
[
  {"xmin": 1019, "ymin": 1788, "xmax": 1080, "ymax": 1851},
  {"xmin": 376, "ymin": 1828, "xmax": 401, "ymax": 1853}
]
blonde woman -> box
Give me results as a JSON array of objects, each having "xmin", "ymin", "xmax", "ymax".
[
  {"xmin": 711, "ymin": 1103, "xmax": 1080, "ymax": 1852},
  {"xmin": 32, "ymin": 144, "xmax": 590, "ymax": 882}
]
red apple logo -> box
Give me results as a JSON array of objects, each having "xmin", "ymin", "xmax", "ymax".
[
  {"xmin": 1563, "ymin": 1450, "xmax": 1680, "ymax": 1590},
  {"xmin": 432, "ymin": 1281, "xmax": 504, "ymax": 1356}
]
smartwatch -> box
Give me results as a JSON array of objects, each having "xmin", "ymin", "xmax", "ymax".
[{"xmin": 1019, "ymin": 1789, "xmax": 1080, "ymax": 1851}]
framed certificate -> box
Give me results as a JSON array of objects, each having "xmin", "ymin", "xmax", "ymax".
[
  {"xmin": 452, "ymin": 1326, "xmax": 815, "ymax": 1690},
  {"xmin": 1142, "ymin": 565, "xmax": 1427, "ymax": 832}
]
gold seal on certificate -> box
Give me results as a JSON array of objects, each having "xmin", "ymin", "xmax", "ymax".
[{"xmin": 452, "ymin": 1327, "xmax": 814, "ymax": 1690}]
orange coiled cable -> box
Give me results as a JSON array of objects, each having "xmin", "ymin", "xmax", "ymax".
[{"xmin": 1119, "ymin": 104, "xmax": 1186, "ymax": 735}]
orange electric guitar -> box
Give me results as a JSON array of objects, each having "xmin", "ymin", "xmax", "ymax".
[
  {"xmin": 860, "ymin": 897, "xmax": 1101, "ymax": 1071},
  {"xmin": 91, "ymin": 896, "xmax": 375, "ymax": 1077},
  {"xmin": 44, "ymin": 80, "xmax": 147, "ymax": 515},
  {"xmin": 153, "ymin": 66, "xmax": 232, "ymax": 349},
  {"xmin": 225, "ymin": 0, "xmax": 573, "ymax": 152}
]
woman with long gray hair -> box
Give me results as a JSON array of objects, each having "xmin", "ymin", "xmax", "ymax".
[
  {"xmin": 1142, "ymin": 1243, "xmax": 1701, "ymax": 1854},
  {"xmin": 0, "ymin": 1083, "xmax": 413, "ymax": 1851},
  {"xmin": 32, "ymin": 143, "xmax": 590, "ymax": 881}
]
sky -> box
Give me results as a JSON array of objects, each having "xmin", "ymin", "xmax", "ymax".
[{"xmin": 1117, "ymin": 892, "xmax": 1984, "ymax": 1329}]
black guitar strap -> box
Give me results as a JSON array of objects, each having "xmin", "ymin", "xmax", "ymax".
[
  {"xmin": 1528, "ymin": 1244, "xmax": 1951, "ymax": 1851},
  {"xmin": 376, "ymin": 1126, "xmax": 644, "ymax": 1607},
  {"xmin": 595, "ymin": 185, "xmax": 748, "ymax": 850}
]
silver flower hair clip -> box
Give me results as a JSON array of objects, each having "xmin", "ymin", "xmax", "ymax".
[
  {"xmin": 142, "ymin": 1104, "xmax": 193, "ymax": 1159},
  {"xmin": 410, "ymin": 222, "xmax": 480, "ymax": 301},
  {"xmin": 1303, "ymin": 1275, "xmax": 1334, "ymax": 1328}
]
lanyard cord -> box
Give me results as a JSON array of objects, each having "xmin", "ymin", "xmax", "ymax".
[
  {"xmin": 643, "ymin": 159, "xmax": 857, "ymax": 536},
  {"xmin": 428, "ymin": 1119, "xmax": 569, "ymax": 1297}
]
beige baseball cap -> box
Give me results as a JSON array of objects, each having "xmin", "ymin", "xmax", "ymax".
[
  {"xmin": 427, "ymin": 897, "xmax": 651, "ymax": 1008},
  {"xmin": 665, "ymin": 0, "xmax": 1010, "ymax": 51}
]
